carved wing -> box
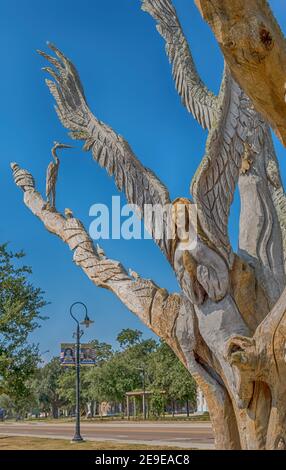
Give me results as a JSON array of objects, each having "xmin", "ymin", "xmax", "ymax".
[
  {"xmin": 265, "ymin": 130, "xmax": 286, "ymax": 267},
  {"xmin": 38, "ymin": 44, "xmax": 172, "ymax": 257},
  {"xmin": 191, "ymin": 68, "xmax": 246, "ymax": 267},
  {"xmin": 141, "ymin": 0, "xmax": 218, "ymax": 130}
]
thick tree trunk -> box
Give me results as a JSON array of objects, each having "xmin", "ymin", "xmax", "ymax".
[
  {"xmin": 13, "ymin": 172, "xmax": 286, "ymax": 449},
  {"xmin": 11, "ymin": 23, "xmax": 286, "ymax": 446},
  {"xmin": 195, "ymin": 0, "xmax": 286, "ymax": 147},
  {"xmin": 224, "ymin": 287, "xmax": 286, "ymax": 450}
]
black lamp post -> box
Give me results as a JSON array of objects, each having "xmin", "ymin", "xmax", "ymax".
[{"xmin": 70, "ymin": 301, "xmax": 94, "ymax": 442}]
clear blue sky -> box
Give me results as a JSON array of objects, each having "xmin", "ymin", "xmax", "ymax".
[{"xmin": 0, "ymin": 0, "xmax": 285, "ymax": 360}]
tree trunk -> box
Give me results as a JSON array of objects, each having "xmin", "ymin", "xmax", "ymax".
[
  {"xmin": 86, "ymin": 402, "xmax": 93, "ymax": 418},
  {"xmin": 13, "ymin": 172, "xmax": 286, "ymax": 449},
  {"xmin": 195, "ymin": 0, "xmax": 286, "ymax": 147},
  {"xmin": 51, "ymin": 404, "xmax": 59, "ymax": 419},
  {"xmin": 171, "ymin": 400, "xmax": 175, "ymax": 418},
  {"xmin": 12, "ymin": 28, "xmax": 286, "ymax": 449},
  {"xmin": 201, "ymin": 287, "xmax": 286, "ymax": 450}
]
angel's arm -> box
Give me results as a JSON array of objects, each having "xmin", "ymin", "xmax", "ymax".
[
  {"xmin": 141, "ymin": 0, "xmax": 218, "ymax": 130},
  {"xmin": 38, "ymin": 44, "xmax": 172, "ymax": 260},
  {"xmin": 265, "ymin": 130, "xmax": 286, "ymax": 268},
  {"xmin": 191, "ymin": 69, "xmax": 245, "ymax": 267},
  {"xmin": 11, "ymin": 163, "xmax": 182, "ymax": 353}
]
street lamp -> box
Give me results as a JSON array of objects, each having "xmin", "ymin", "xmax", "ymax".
[{"xmin": 69, "ymin": 301, "xmax": 94, "ymax": 442}]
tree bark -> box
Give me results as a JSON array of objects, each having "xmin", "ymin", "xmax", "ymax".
[
  {"xmin": 13, "ymin": 15, "xmax": 286, "ymax": 447},
  {"xmin": 11, "ymin": 168, "xmax": 242, "ymax": 448},
  {"xmin": 195, "ymin": 0, "xmax": 286, "ymax": 146},
  {"xmin": 13, "ymin": 167, "xmax": 286, "ymax": 449},
  {"xmin": 226, "ymin": 287, "xmax": 286, "ymax": 449},
  {"xmin": 51, "ymin": 404, "xmax": 59, "ymax": 419},
  {"xmin": 13, "ymin": 165, "xmax": 286, "ymax": 449}
]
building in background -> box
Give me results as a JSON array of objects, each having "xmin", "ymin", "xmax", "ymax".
[{"xmin": 196, "ymin": 388, "xmax": 208, "ymax": 414}]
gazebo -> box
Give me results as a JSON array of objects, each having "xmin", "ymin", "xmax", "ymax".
[{"xmin": 126, "ymin": 390, "xmax": 166, "ymax": 419}]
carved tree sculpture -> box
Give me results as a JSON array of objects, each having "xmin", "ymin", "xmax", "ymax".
[
  {"xmin": 195, "ymin": 0, "xmax": 286, "ymax": 147},
  {"xmin": 12, "ymin": 0, "xmax": 286, "ymax": 450},
  {"xmin": 45, "ymin": 142, "xmax": 73, "ymax": 210}
]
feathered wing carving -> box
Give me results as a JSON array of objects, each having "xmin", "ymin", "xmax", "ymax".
[
  {"xmin": 38, "ymin": 44, "xmax": 172, "ymax": 258},
  {"xmin": 191, "ymin": 68, "xmax": 246, "ymax": 267},
  {"xmin": 263, "ymin": 127, "xmax": 286, "ymax": 268},
  {"xmin": 141, "ymin": 0, "xmax": 218, "ymax": 130}
]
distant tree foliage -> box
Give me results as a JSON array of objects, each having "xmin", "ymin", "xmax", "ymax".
[
  {"xmin": 0, "ymin": 243, "xmax": 47, "ymax": 412},
  {"xmin": 31, "ymin": 358, "xmax": 66, "ymax": 418},
  {"xmin": 17, "ymin": 330, "xmax": 197, "ymax": 419},
  {"xmin": 116, "ymin": 329, "xmax": 143, "ymax": 348}
]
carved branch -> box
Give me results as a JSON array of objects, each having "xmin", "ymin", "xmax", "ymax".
[
  {"xmin": 12, "ymin": 3, "xmax": 286, "ymax": 445},
  {"xmin": 264, "ymin": 128, "xmax": 286, "ymax": 268},
  {"xmin": 11, "ymin": 162, "xmax": 248, "ymax": 448},
  {"xmin": 38, "ymin": 43, "xmax": 173, "ymax": 261},
  {"xmin": 141, "ymin": 0, "xmax": 219, "ymax": 130},
  {"xmin": 195, "ymin": 0, "xmax": 286, "ymax": 146},
  {"xmin": 11, "ymin": 163, "xmax": 181, "ymax": 347},
  {"xmin": 238, "ymin": 154, "xmax": 285, "ymax": 307},
  {"xmin": 231, "ymin": 134, "xmax": 284, "ymax": 315}
]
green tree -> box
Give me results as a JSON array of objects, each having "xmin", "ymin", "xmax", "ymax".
[
  {"xmin": 33, "ymin": 358, "xmax": 66, "ymax": 418},
  {"xmin": 0, "ymin": 244, "xmax": 47, "ymax": 408},
  {"xmin": 116, "ymin": 329, "xmax": 142, "ymax": 349},
  {"xmin": 88, "ymin": 354, "xmax": 140, "ymax": 404},
  {"xmin": 149, "ymin": 391, "xmax": 166, "ymax": 418},
  {"xmin": 89, "ymin": 339, "xmax": 113, "ymax": 364},
  {"xmin": 0, "ymin": 394, "xmax": 14, "ymax": 417},
  {"xmin": 56, "ymin": 367, "xmax": 76, "ymax": 410},
  {"xmin": 149, "ymin": 341, "xmax": 196, "ymax": 416},
  {"xmin": 88, "ymin": 330, "xmax": 157, "ymax": 408}
]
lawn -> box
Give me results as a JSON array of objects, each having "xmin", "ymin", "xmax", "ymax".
[
  {"xmin": 18, "ymin": 414, "xmax": 210, "ymax": 425},
  {"xmin": 0, "ymin": 436, "xmax": 183, "ymax": 451}
]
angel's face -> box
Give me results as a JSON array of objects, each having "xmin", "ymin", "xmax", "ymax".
[{"xmin": 172, "ymin": 200, "xmax": 197, "ymax": 245}]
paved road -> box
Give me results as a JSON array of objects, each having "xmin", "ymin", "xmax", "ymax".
[{"xmin": 0, "ymin": 421, "xmax": 214, "ymax": 449}]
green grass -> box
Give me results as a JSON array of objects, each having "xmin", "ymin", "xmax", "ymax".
[
  {"xmin": 18, "ymin": 413, "xmax": 210, "ymax": 424},
  {"xmin": 0, "ymin": 436, "xmax": 185, "ymax": 450}
]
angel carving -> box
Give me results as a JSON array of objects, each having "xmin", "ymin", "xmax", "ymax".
[
  {"xmin": 37, "ymin": 32, "xmax": 254, "ymax": 306},
  {"xmin": 12, "ymin": 0, "xmax": 286, "ymax": 450}
]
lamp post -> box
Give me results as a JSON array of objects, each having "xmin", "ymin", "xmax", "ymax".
[{"xmin": 70, "ymin": 301, "xmax": 94, "ymax": 442}]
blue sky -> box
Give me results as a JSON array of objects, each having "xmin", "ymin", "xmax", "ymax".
[{"xmin": 0, "ymin": 0, "xmax": 285, "ymax": 360}]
